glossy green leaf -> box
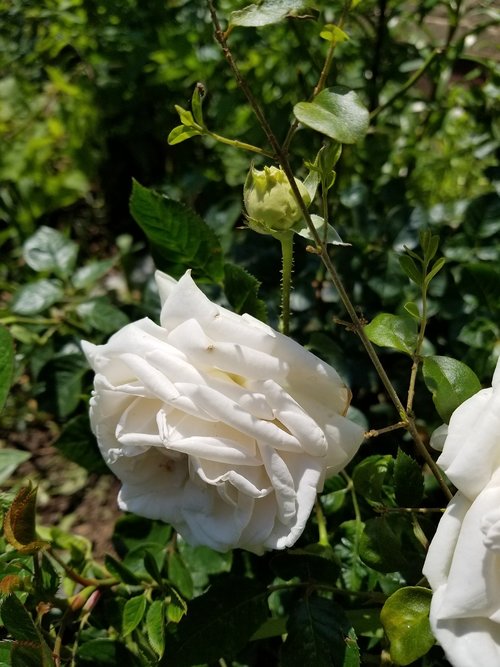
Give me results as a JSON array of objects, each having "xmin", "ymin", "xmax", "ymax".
[
  {"xmin": 230, "ymin": 0, "xmax": 307, "ymax": 27},
  {"xmin": 0, "ymin": 449, "xmax": 31, "ymax": 485},
  {"xmin": 223, "ymin": 263, "xmax": 267, "ymax": 321},
  {"xmin": 11, "ymin": 279, "xmax": 63, "ymax": 315},
  {"xmin": 147, "ymin": 599, "xmax": 166, "ymax": 658},
  {"xmin": 54, "ymin": 414, "xmax": 109, "ymax": 474},
  {"xmin": 422, "ymin": 355, "xmax": 481, "ymax": 422},
  {"xmin": 0, "ymin": 326, "xmax": 14, "ymax": 412},
  {"xmin": 164, "ymin": 577, "xmax": 268, "ymax": 666},
  {"xmin": 394, "ymin": 449, "xmax": 424, "ymax": 508},
  {"xmin": 294, "ymin": 86, "xmax": 369, "ymax": 144},
  {"xmin": 75, "ymin": 297, "xmax": 129, "ymax": 334},
  {"xmin": 23, "ymin": 226, "xmax": 78, "ymax": 277},
  {"xmin": 122, "ymin": 595, "xmax": 147, "ymax": 637},
  {"xmin": 380, "ymin": 587, "xmax": 434, "ymax": 665},
  {"xmin": 130, "ymin": 180, "xmax": 224, "ymax": 282},
  {"xmin": 364, "ymin": 313, "xmax": 418, "ymax": 355},
  {"xmin": 281, "ymin": 596, "xmax": 359, "ymax": 667}
]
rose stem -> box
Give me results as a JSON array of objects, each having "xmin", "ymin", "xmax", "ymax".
[{"xmin": 207, "ymin": 0, "xmax": 452, "ymax": 501}]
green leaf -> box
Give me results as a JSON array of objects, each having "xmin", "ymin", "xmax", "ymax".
[
  {"xmin": 281, "ymin": 596, "xmax": 359, "ymax": 667},
  {"xmin": 229, "ymin": 0, "xmax": 308, "ymax": 27},
  {"xmin": 168, "ymin": 551, "xmax": 194, "ymax": 599},
  {"xmin": 147, "ymin": 600, "xmax": 166, "ymax": 658},
  {"xmin": 422, "ymin": 355, "xmax": 482, "ymax": 422},
  {"xmin": 3, "ymin": 484, "xmax": 49, "ymax": 553},
  {"xmin": 403, "ymin": 301, "xmax": 420, "ymax": 321},
  {"xmin": 75, "ymin": 297, "xmax": 129, "ymax": 334},
  {"xmin": 0, "ymin": 326, "xmax": 14, "ymax": 412},
  {"xmin": 364, "ymin": 313, "xmax": 418, "ymax": 355},
  {"xmin": 167, "ymin": 125, "xmax": 203, "ymax": 145},
  {"xmin": 72, "ymin": 259, "xmax": 115, "ymax": 290},
  {"xmin": 130, "ymin": 180, "xmax": 224, "ymax": 282},
  {"xmin": 0, "ymin": 449, "xmax": 31, "ymax": 485},
  {"xmin": 23, "ymin": 226, "xmax": 78, "ymax": 277},
  {"xmin": 38, "ymin": 353, "xmax": 88, "ymax": 418},
  {"xmin": 104, "ymin": 554, "xmax": 140, "ymax": 585},
  {"xmin": 352, "ymin": 455, "xmax": 393, "ymax": 506},
  {"xmin": 0, "ymin": 594, "xmax": 40, "ymax": 643},
  {"xmin": 320, "ymin": 23, "xmax": 349, "ymax": 43},
  {"xmin": 295, "ymin": 214, "xmax": 350, "ymax": 246},
  {"xmin": 122, "ymin": 595, "xmax": 147, "ymax": 637},
  {"xmin": 394, "ymin": 450, "xmax": 424, "ymax": 508},
  {"xmin": 380, "ymin": 587, "xmax": 434, "ymax": 665},
  {"xmin": 424, "ymin": 256, "xmax": 446, "ymax": 286},
  {"xmin": 77, "ymin": 639, "xmax": 141, "ymax": 666},
  {"xmin": 461, "ymin": 263, "xmax": 500, "ymax": 314},
  {"xmin": 399, "ymin": 255, "xmax": 422, "ymax": 286},
  {"xmin": 359, "ymin": 516, "xmax": 424, "ymax": 575},
  {"xmin": 177, "ymin": 541, "xmax": 232, "ymax": 592},
  {"xmin": 165, "ymin": 577, "xmax": 268, "ymax": 667},
  {"xmin": 294, "ymin": 86, "xmax": 369, "ymax": 144},
  {"xmin": 54, "ymin": 414, "xmax": 109, "ymax": 474},
  {"xmin": 167, "ymin": 587, "xmax": 188, "ymax": 624},
  {"xmin": 191, "ymin": 83, "xmax": 206, "ymax": 127},
  {"xmin": 223, "ymin": 263, "xmax": 267, "ymax": 321},
  {"xmin": 11, "ymin": 279, "xmax": 63, "ymax": 315}
]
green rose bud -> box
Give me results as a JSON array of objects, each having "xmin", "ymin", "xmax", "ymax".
[{"xmin": 243, "ymin": 165, "xmax": 311, "ymax": 235}]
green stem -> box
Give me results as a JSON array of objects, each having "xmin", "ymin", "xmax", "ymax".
[
  {"xmin": 315, "ymin": 498, "xmax": 330, "ymax": 547},
  {"xmin": 277, "ymin": 231, "xmax": 294, "ymax": 335},
  {"xmin": 206, "ymin": 130, "xmax": 274, "ymax": 158},
  {"xmin": 407, "ymin": 284, "xmax": 428, "ymax": 413}
]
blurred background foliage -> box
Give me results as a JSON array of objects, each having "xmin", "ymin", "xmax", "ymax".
[{"xmin": 0, "ymin": 0, "xmax": 499, "ymax": 663}]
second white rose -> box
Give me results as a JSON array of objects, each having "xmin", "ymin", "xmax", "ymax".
[{"xmin": 82, "ymin": 270, "xmax": 365, "ymax": 553}]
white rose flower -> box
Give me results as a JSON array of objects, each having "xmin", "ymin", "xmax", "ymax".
[
  {"xmin": 82, "ymin": 270, "xmax": 364, "ymax": 554},
  {"xmin": 423, "ymin": 358, "xmax": 500, "ymax": 667}
]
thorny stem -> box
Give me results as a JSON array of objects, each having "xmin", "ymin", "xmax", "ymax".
[
  {"xmin": 277, "ymin": 231, "xmax": 294, "ymax": 336},
  {"xmin": 207, "ymin": 1, "xmax": 452, "ymax": 502}
]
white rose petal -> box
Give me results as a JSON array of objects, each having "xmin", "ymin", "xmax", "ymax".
[
  {"xmin": 83, "ymin": 270, "xmax": 365, "ymax": 554},
  {"xmin": 423, "ymin": 357, "xmax": 500, "ymax": 667}
]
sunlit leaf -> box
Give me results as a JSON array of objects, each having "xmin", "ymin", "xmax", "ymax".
[
  {"xmin": 364, "ymin": 313, "xmax": 418, "ymax": 355},
  {"xmin": 422, "ymin": 355, "xmax": 481, "ymax": 422},
  {"xmin": 230, "ymin": 0, "xmax": 308, "ymax": 27},
  {"xmin": 23, "ymin": 226, "xmax": 78, "ymax": 277},
  {"xmin": 122, "ymin": 595, "xmax": 147, "ymax": 637},
  {"xmin": 3, "ymin": 484, "xmax": 49, "ymax": 554}
]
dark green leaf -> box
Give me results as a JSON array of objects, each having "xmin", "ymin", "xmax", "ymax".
[
  {"xmin": 380, "ymin": 587, "xmax": 434, "ymax": 665},
  {"xmin": 422, "ymin": 355, "xmax": 481, "ymax": 422},
  {"xmin": 191, "ymin": 83, "xmax": 206, "ymax": 127},
  {"xmin": 223, "ymin": 263, "xmax": 267, "ymax": 321},
  {"xmin": 72, "ymin": 259, "xmax": 115, "ymax": 290},
  {"xmin": 76, "ymin": 297, "xmax": 129, "ymax": 334},
  {"xmin": 177, "ymin": 541, "xmax": 232, "ymax": 592},
  {"xmin": 399, "ymin": 255, "xmax": 422, "ymax": 286},
  {"xmin": 104, "ymin": 554, "xmax": 140, "ymax": 585},
  {"xmin": 164, "ymin": 577, "xmax": 268, "ymax": 667},
  {"xmin": 11, "ymin": 642, "xmax": 55, "ymax": 667},
  {"xmin": 230, "ymin": 0, "xmax": 308, "ymax": 27},
  {"xmin": 359, "ymin": 516, "xmax": 424, "ymax": 575},
  {"xmin": 23, "ymin": 226, "xmax": 78, "ymax": 277},
  {"xmin": 352, "ymin": 455, "xmax": 393, "ymax": 505},
  {"xmin": 294, "ymin": 87, "xmax": 369, "ymax": 144},
  {"xmin": 123, "ymin": 542, "xmax": 166, "ymax": 580},
  {"xmin": 113, "ymin": 515, "xmax": 172, "ymax": 555},
  {"xmin": 0, "ymin": 595, "xmax": 40, "ymax": 643},
  {"xmin": 364, "ymin": 314, "xmax": 418, "ymax": 355},
  {"xmin": 11, "ymin": 279, "xmax": 63, "ymax": 315},
  {"xmin": 54, "ymin": 414, "xmax": 109, "ymax": 474},
  {"xmin": 281, "ymin": 596, "xmax": 359, "ymax": 667},
  {"xmin": 461, "ymin": 263, "xmax": 500, "ymax": 314},
  {"xmin": 394, "ymin": 450, "xmax": 424, "ymax": 508},
  {"xmin": 122, "ymin": 595, "xmax": 147, "ymax": 637},
  {"xmin": 130, "ymin": 180, "xmax": 224, "ymax": 282},
  {"xmin": 38, "ymin": 353, "xmax": 88, "ymax": 418},
  {"xmin": 147, "ymin": 600, "xmax": 166, "ymax": 658},
  {"xmin": 77, "ymin": 639, "xmax": 141, "ymax": 666},
  {"xmin": 0, "ymin": 449, "xmax": 31, "ymax": 485},
  {"xmin": 144, "ymin": 550, "xmax": 164, "ymax": 587},
  {"xmin": 0, "ymin": 326, "xmax": 15, "ymax": 412}
]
